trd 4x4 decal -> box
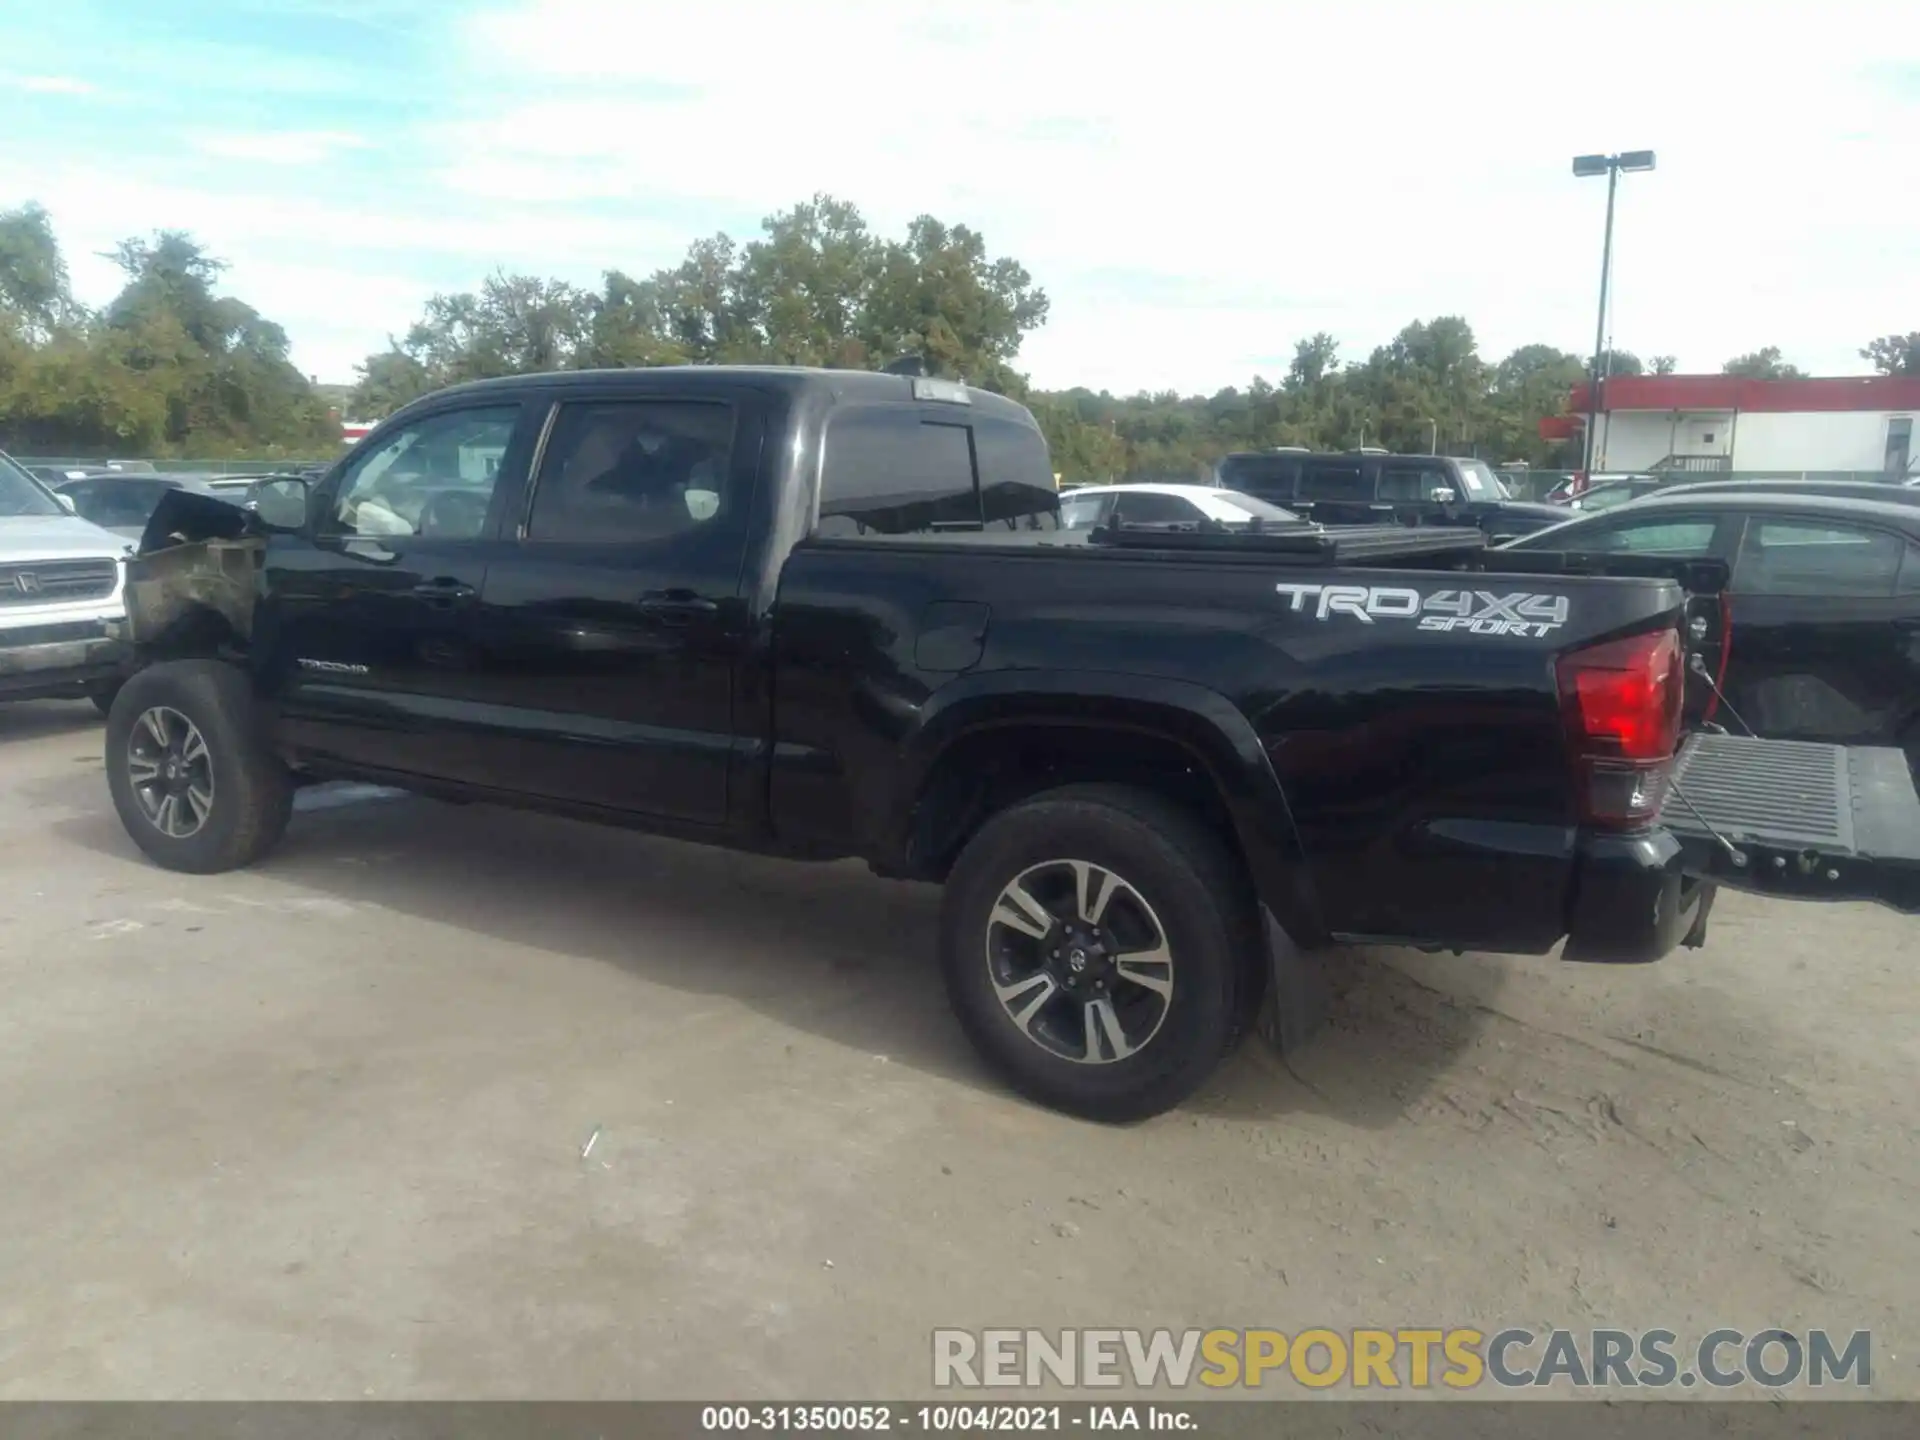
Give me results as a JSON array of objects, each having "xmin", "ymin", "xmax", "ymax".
[{"xmin": 1273, "ymin": 583, "xmax": 1569, "ymax": 638}]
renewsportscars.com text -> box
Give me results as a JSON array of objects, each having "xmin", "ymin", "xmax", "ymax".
[{"xmin": 932, "ymin": 1327, "xmax": 1872, "ymax": 1391}]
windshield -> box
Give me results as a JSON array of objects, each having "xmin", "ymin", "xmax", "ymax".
[
  {"xmin": 1060, "ymin": 494, "xmax": 1105, "ymax": 529},
  {"xmin": 60, "ymin": 478, "xmax": 186, "ymax": 531},
  {"xmin": 0, "ymin": 450, "xmax": 66, "ymax": 518},
  {"xmin": 1455, "ymin": 460, "xmax": 1511, "ymax": 501},
  {"xmin": 1572, "ymin": 483, "xmax": 1637, "ymax": 513}
]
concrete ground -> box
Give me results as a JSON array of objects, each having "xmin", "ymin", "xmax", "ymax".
[{"xmin": 0, "ymin": 698, "xmax": 1915, "ymax": 1401}]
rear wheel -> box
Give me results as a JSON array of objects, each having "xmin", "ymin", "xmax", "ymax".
[
  {"xmin": 940, "ymin": 784, "xmax": 1255, "ymax": 1122},
  {"xmin": 105, "ymin": 660, "xmax": 293, "ymax": 873}
]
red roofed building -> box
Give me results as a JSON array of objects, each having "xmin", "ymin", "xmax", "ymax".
[{"xmin": 1546, "ymin": 375, "xmax": 1919, "ymax": 480}]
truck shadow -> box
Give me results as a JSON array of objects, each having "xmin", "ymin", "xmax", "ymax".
[
  {"xmin": 0, "ymin": 699, "xmax": 102, "ymax": 744},
  {"xmin": 50, "ymin": 783, "xmax": 1494, "ymax": 1129}
]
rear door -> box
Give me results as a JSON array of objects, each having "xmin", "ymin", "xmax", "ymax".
[
  {"xmin": 1722, "ymin": 513, "xmax": 1920, "ymax": 746},
  {"xmin": 473, "ymin": 387, "xmax": 767, "ymax": 825}
]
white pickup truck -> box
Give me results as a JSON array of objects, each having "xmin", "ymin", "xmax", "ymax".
[{"xmin": 0, "ymin": 449, "xmax": 132, "ymax": 712}]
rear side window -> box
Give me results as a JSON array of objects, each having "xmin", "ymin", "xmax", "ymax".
[
  {"xmin": 974, "ymin": 414, "xmax": 1061, "ymax": 532},
  {"xmin": 1735, "ymin": 518, "xmax": 1906, "ymax": 597},
  {"xmin": 1297, "ymin": 462, "xmax": 1367, "ymax": 501},
  {"xmin": 527, "ymin": 399, "xmax": 734, "ymax": 544},
  {"xmin": 1216, "ymin": 455, "xmax": 1299, "ymax": 500},
  {"xmin": 820, "ymin": 408, "xmax": 981, "ymax": 535}
]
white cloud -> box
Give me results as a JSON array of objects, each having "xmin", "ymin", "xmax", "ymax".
[
  {"xmin": 5, "ymin": 0, "xmax": 1916, "ymax": 390},
  {"xmin": 193, "ymin": 130, "xmax": 372, "ymax": 165},
  {"xmin": 17, "ymin": 74, "xmax": 96, "ymax": 96},
  {"xmin": 447, "ymin": 0, "xmax": 1920, "ymax": 390}
]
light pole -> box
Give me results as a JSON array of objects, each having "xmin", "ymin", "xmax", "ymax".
[{"xmin": 1572, "ymin": 150, "xmax": 1655, "ymax": 478}]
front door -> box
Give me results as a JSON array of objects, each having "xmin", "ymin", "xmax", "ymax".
[
  {"xmin": 261, "ymin": 401, "xmax": 532, "ymax": 784},
  {"xmin": 1722, "ymin": 513, "xmax": 1920, "ymax": 746},
  {"xmin": 1375, "ymin": 459, "xmax": 1457, "ymax": 528},
  {"xmin": 474, "ymin": 392, "xmax": 763, "ymax": 826}
]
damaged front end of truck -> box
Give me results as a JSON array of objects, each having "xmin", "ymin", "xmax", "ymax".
[{"xmin": 110, "ymin": 488, "xmax": 269, "ymax": 660}]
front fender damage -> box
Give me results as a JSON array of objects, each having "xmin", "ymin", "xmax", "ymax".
[{"xmin": 117, "ymin": 488, "xmax": 266, "ymax": 650}]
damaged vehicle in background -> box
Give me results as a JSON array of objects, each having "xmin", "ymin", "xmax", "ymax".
[
  {"xmin": 98, "ymin": 368, "xmax": 1920, "ymax": 1122},
  {"xmin": 0, "ymin": 448, "xmax": 132, "ymax": 713}
]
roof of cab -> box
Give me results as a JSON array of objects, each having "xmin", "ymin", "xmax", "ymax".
[{"xmin": 420, "ymin": 366, "xmax": 1040, "ymax": 425}]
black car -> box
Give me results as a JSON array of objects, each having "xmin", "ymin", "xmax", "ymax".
[
  {"xmin": 1506, "ymin": 491, "xmax": 1920, "ymax": 764},
  {"xmin": 1216, "ymin": 449, "xmax": 1565, "ymax": 541},
  {"xmin": 1662, "ymin": 477, "xmax": 1920, "ymax": 506}
]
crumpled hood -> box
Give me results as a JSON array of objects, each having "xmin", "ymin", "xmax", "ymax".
[{"xmin": 0, "ymin": 513, "xmax": 133, "ymax": 561}]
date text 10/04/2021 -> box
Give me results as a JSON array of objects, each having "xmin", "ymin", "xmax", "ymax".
[{"xmin": 701, "ymin": 1406, "xmax": 1196, "ymax": 1431}]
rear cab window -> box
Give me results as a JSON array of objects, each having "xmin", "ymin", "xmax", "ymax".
[{"xmin": 818, "ymin": 403, "xmax": 1060, "ymax": 537}]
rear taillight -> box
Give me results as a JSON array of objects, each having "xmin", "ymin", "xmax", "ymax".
[{"xmin": 1555, "ymin": 627, "xmax": 1684, "ymax": 828}]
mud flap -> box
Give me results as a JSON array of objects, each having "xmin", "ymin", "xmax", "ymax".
[
  {"xmin": 1255, "ymin": 906, "xmax": 1332, "ymax": 1054},
  {"xmin": 1663, "ymin": 734, "xmax": 1920, "ymax": 915}
]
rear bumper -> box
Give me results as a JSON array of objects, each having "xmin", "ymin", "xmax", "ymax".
[{"xmin": 1561, "ymin": 827, "xmax": 1711, "ymax": 963}]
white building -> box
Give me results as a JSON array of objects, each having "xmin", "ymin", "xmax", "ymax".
[{"xmin": 1546, "ymin": 375, "xmax": 1919, "ymax": 479}]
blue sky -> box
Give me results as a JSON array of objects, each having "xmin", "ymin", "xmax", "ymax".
[{"xmin": 3, "ymin": 0, "xmax": 1916, "ymax": 394}]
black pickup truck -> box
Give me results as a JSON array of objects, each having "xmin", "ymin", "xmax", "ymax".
[{"xmin": 105, "ymin": 367, "xmax": 1920, "ymax": 1121}]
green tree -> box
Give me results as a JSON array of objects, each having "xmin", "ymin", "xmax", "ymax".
[
  {"xmin": 0, "ymin": 202, "xmax": 76, "ymax": 341},
  {"xmin": 1860, "ymin": 332, "xmax": 1920, "ymax": 376},
  {"xmin": 1649, "ymin": 354, "xmax": 1678, "ymax": 374},
  {"xmin": 1722, "ymin": 346, "xmax": 1805, "ymax": 379}
]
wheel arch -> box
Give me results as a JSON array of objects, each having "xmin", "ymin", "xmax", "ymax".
[{"xmin": 887, "ymin": 670, "xmax": 1325, "ymax": 943}]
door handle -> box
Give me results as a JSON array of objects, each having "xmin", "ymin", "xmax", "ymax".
[
  {"xmin": 412, "ymin": 577, "xmax": 477, "ymax": 608},
  {"xmin": 638, "ymin": 590, "xmax": 719, "ymax": 625}
]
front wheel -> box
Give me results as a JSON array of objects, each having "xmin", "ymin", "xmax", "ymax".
[
  {"xmin": 104, "ymin": 660, "xmax": 293, "ymax": 873},
  {"xmin": 939, "ymin": 784, "xmax": 1256, "ymax": 1122}
]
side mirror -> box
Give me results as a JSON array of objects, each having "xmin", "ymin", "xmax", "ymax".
[
  {"xmin": 55, "ymin": 491, "xmax": 78, "ymax": 514},
  {"xmin": 1428, "ymin": 486, "xmax": 1457, "ymax": 504},
  {"xmin": 245, "ymin": 476, "xmax": 312, "ymax": 531}
]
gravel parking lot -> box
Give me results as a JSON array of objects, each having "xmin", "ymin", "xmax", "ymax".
[{"xmin": 2, "ymin": 699, "xmax": 1916, "ymax": 1400}]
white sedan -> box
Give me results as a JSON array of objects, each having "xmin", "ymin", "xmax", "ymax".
[{"xmin": 1059, "ymin": 483, "xmax": 1302, "ymax": 530}]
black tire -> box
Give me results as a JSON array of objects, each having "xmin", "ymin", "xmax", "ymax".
[
  {"xmin": 104, "ymin": 660, "xmax": 293, "ymax": 874},
  {"xmin": 940, "ymin": 783, "xmax": 1257, "ymax": 1123}
]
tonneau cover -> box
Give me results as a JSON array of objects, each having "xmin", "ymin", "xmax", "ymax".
[{"xmin": 1663, "ymin": 734, "xmax": 1920, "ymax": 914}]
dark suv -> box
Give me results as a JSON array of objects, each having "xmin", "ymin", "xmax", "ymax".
[{"xmin": 1216, "ymin": 450, "xmax": 1565, "ymax": 541}]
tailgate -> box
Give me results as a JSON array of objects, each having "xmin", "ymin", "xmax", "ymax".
[{"xmin": 1662, "ymin": 734, "xmax": 1920, "ymax": 914}]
